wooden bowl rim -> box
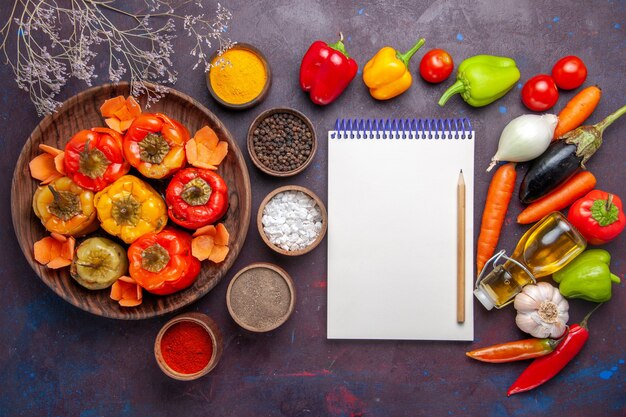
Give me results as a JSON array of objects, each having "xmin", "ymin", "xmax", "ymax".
[
  {"xmin": 206, "ymin": 43, "xmax": 272, "ymax": 110},
  {"xmin": 246, "ymin": 107, "xmax": 317, "ymax": 177},
  {"xmin": 11, "ymin": 82, "xmax": 251, "ymax": 320},
  {"xmin": 154, "ymin": 312, "xmax": 223, "ymax": 381},
  {"xmin": 225, "ymin": 262, "xmax": 296, "ymax": 332},
  {"xmin": 256, "ymin": 185, "xmax": 327, "ymax": 256}
]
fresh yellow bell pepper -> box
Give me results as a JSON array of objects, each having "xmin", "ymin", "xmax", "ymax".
[
  {"xmin": 32, "ymin": 176, "xmax": 98, "ymax": 236},
  {"xmin": 363, "ymin": 38, "xmax": 425, "ymax": 100},
  {"xmin": 94, "ymin": 175, "xmax": 167, "ymax": 244}
]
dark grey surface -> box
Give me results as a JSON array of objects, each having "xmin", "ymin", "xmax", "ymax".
[{"xmin": 1, "ymin": 1, "xmax": 625, "ymax": 416}]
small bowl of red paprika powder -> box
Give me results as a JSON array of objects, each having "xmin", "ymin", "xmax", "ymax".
[{"xmin": 154, "ymin": 312, "xmax": 223, "ymax": 381}]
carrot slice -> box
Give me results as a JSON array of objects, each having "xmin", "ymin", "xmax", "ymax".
[
  {"xmin": 195, "ymin": 126, "xmax": 220, "ymax": 149},
  {"xmin": 113, "ymin": 105, "xmax": 133, "ymax": 121},
  {"xmin": 207, "ymin": 141, "xmax": 229, "ymax": 166},
  {"xmin": 215, "ymin": 223, "xmax": 230, "ymax": 246},
  {"xmin": 119, "ymin": 298, "xmax": 142, "ymax": 307},
  {"xmin": 190, "ymin": 160, "xmax": 218, "ymax": 170},
  {"xmin": 120, "ymin": 119, "xmax": 134, "ymax": 131},
  {"xmin": 208, "ymin": 245, "xmax": 229, "ymax": 263},
  {"xmin": 29, "ymin": 153, "xmax": 58, "ymax": 182},
  {"xmin": 60, "ymin": 237, "xmax": 76, "ymax": 260},
  {"xmin": 193, "ymin": 224, "xmax": 216, "ymax": 237},
  {"xmin": 47, "ymin": 257, "xmax": 72, "ymax": 269},
  {"xmin": 38, "ymin": 144, "xmax": 63, "ymax": 156},
  {"xmin": 110, "ymin": 281, "xmax": 123, "ymax": 301},
  {"xmin": 50, "ymin": 232, "xmax": 67, "ymax": 242},
  {"xmin": 105, "ymin": 117, "xmax": 123, "ymax": 133},
  {"xmin": 54, "ymin": 152, "xmax": 65, "ymax": 175},
  {"xmin": 100, "ymin": 96, "xmax": 126, "ymax": 118},
  {"xmin": 191, "ymin": 235, "xmax": 215, "ymax": 261},
  {"xmin": 34, "ymin": 237, "xmax": 56, "ymax": 265},
  {"xmin": 126, "ymin": 96, "xmax": 142, "ymax": 118}
]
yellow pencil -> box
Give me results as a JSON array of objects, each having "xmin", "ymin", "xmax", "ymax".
[{"xmin": 457, "ymin": 169, "xmax": 466, "ymax": 323}]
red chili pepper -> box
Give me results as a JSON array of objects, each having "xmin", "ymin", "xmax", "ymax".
[
  {"xmin": 568, "ymin": 190, "xmax": 625, "ymax": 245},
  {"xmin": 466, "ymin": 337, "xmax": 562, "ymax": 363},
  {"xmin": 507, "ymin": 305, "xmax": 602, "ymax": 396},
  {"xmin": 165, "ymin": 167, "xmax": 228, "ymax": 229},
  {"xmin": 299, "ymin": 33, "xmax": 358, "ymax": 106},
  {"xmin": 63, "ymin": 128, "xmax": 130, "ymax": 192},
  {"xmin": 128, "ymin": 227, "xmax": 201, "ymax": 295}
]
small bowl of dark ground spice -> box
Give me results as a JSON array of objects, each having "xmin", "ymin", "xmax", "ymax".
[
  {"xmin": 226, "ymin": 262, "xmax": 296, "ymax": 332},
  {"xmin": 247, "ymin": 108, "xmax": 317, "ymax": 177},
  {"xmin": 154, "ymin": 312, "xmax": 223, "ymax": 381}
]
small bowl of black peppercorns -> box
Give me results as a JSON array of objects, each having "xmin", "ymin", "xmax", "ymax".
[{"xmin": 247, "ymin": 107, "xmax": 317, "ymax": 177}]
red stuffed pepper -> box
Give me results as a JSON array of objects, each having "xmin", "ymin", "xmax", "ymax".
[
  {"xmin": 123, "ymin": 113, "xmax": 190, "ymax": 179},
  {"xmin": 63, "ymin": 127, "xmax": 130, "ymax": 192},
  {"xmin": 166, "ymin": 167, "xmax": 228, "ymax": 229},
  {"xmin": 299, "ymin": 33, "xmax": 358, "ymax": 105},
  {"xmin": 568, "ymin": 190, "xmax": 625, "ymax": 245},
  {"xmin": 127, "ymin": 228, "xmax": 200, "ymax": 295}
]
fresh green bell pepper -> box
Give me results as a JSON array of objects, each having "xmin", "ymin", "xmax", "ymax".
[
  {"xmin": 438, "ymin": 55, "xmax": 520, "ymax": 107},
  {"xmin": 553, "ymin": 249, "xmax": 621, "ymax": 302}
]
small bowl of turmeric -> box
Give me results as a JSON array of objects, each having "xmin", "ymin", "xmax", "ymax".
[{"xmin": 206, "ymin": 43, "xmax": 272, "ymax": 110}]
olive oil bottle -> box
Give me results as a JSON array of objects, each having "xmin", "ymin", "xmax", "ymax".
[{"xmin": 474, "ymin": 212, "xmax": 586, "ymax": 310}]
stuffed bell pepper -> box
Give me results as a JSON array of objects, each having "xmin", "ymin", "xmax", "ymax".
[
  {"xmin": 127, "ymin": 227, "xmax": 201, "ymax": 295},
  {"xmin": 123, "ymin": 113, "xmax": 190, "ymax": 179},
  {"xmin": 94, "ymin": 175, "xmax": 168, "ymax": 244},
  {"xmin": 165, "ymin": 167, "xmax": 228, "ymax": 229},
  {"xmin": 63, "ymin": 127, "xmax": 130, "ymax": 192}
]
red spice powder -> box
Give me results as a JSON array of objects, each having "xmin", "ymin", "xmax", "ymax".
[{"xmin": 160, "ymin": 321, "xmax": 213, "ymax": 374}]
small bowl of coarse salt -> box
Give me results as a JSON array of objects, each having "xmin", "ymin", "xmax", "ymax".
[{"xmin": 257, "ymin": 185, "xmax": 327, "ymax": 256}]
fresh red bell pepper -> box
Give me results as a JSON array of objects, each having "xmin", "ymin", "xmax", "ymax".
[
  {"xmin": 127, "ymin": 227, "xmax": 201, "ymax": 295},
  {"xmin": 507, "ymin": 305, "xmax": 601, "ymax": 396},
  {"xmin": 165, "ymin": 167, "xmax": 228, "ymax": 229},
  {"xmin": 568, "ymin": 190, "xmax": 625, "ymax": 245},
  {"xmin": 63, "ymin": 127, "xmax": 130, "ymax": 192},
  {"xmin": 299, "ymin": 33, "xmax": 358, "ymax": 105}
]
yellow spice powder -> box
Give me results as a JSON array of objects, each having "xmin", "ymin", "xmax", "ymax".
[{"xmin": 210, "ymin": 48, "xmax": 267, "ymax": 105}]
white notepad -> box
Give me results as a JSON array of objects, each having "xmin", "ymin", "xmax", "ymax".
[{"xmin": 327, "ymin": 118, "xmax": 475, "ymax": 340}]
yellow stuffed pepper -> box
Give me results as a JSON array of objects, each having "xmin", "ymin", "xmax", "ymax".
[
  {"xmin": 32, "ymin": 176, "xmax": 98, "ymax": 236},
  {"xmin": 363, "ymin": 38, "xmax": 425, "ymax": 100},
  {"xmin": 94, "ymin": 175, "xmax": 167, "ymax": 244}
]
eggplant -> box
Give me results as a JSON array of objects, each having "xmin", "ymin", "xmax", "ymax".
[
  {"xmin": 519, "ymin": 104, "xmax": 626, "ymax": 204},
  {"xmin": 519, "ymin": 141, "xmax": 581, "ymax": 203}
]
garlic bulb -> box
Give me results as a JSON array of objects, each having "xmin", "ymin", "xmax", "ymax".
[{"xmin": 514, "ymin": 282, "xmax": 569, "ymax": 338}]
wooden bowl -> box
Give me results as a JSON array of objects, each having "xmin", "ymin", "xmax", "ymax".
[
  {"xmin": 257, "ymin": 185, "xmax": 327, "ymax": 256},
  {"xmin": 247, "ymin": 107, "xmax": 317, "ymax": 177},
  {"xmin": 206, "ymin": 43, "xmax": 272, "ymax": 110},
  {"xmin": 226, "ymin": 263, "xmax": 295, "ymax": 332},
  {"xmin": 11, "ymin": 82, "xmax": 251, "ymax": 319},
  {"xmin": 154, "ymin": 312, "xmax": 223, "ymax": 381}
]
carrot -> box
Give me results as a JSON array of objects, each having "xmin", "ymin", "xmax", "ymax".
[
  {"xmin": 191, "ymin": 235, "xmax": 215, "ymax": 261},
  {"xmin": 214, "ymin": 223, "xmax": 230, "ymax": 246},
  {"xmin": 553, "ymin": 86, "xmax": 602, "ymax": 140},
  {"xmin": 186, "ymin": 126, "xmax": 228, "ymax": 170},
  {"xmin": 193, "ymin": 224, "xmax": 216, "ymax": 237},
  {"xmin": 476, "ymin": 163, "xmax": 517, "ymax": 274},
  {"xmin": 517, "ymin": 171, "xmax": 596, "ymax": 224},
  {"xmin": 110, "ymin": 276, "xmax": 143, "ymax": 307},
  {"xmin": 208, "ymin": 245, "xmax": 229, "ymax": 263}
]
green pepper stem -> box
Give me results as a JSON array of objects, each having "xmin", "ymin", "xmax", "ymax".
[
  {"xmin": 328, "ymin": 32, "xmax": 349, "ymax": 58},
  {"xmin": 594, "ymin": 104, "xmax": 626, "ymax": 133},
  {"xmin": 580, "ymin": 302, "xmax": 603, "ymax": 329},
  {"xmin": 438, "ymin": 80, "xmax": 466, "ymax": 106},
  {"xmin": 396, "ymin": 38, "xmax": 425, "ymax": 67}
]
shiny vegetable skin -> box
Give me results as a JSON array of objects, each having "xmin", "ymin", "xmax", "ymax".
[
  {"xmin": 507, "ymin": 306, "xmax": 599, "ymax": 396},
  {"xmin": 467, "ymin": 338, "xmax": 561, "ymax": 363},
  {"xmin": 519, "ymin": 140, "xmax": 581, "ymax": 204},
  {"xmin": 520, "ymin": 104, "xmax": 626, "ymax": 203}
]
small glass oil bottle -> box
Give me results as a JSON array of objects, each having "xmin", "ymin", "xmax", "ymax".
[{"xmin": 474, "ymin": 211, "xmax": 586, "ymax": 310}]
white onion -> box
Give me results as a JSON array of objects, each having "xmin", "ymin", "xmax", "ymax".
[{"xmin": 487, "ymin": 114, "xmax": 558, "ymax": 171}]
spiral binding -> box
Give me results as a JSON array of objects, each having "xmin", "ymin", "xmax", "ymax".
[{"xmin": 330, "ymin": 118, "xmax": 473, "ymax": 140}]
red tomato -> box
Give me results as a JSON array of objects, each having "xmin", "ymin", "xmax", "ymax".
[
  {"xmin": 552, "ymin": 56, "xmax": 587, "ymax": 90},
  {"xmin": 419, "ymin": 49, "xmax": 454, "ymax": 83},
  {"xmin": 521, "ymin": 75, "xmax": 559, "ymax": 111}
]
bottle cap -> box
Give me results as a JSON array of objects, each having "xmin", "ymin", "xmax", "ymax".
[{"xmin": 474, "ymin": 287, "xmax": 495, "ymax": 310}]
